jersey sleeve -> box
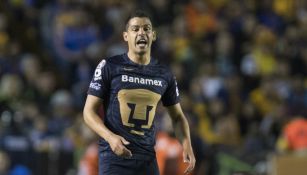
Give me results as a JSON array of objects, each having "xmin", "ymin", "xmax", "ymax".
[
  {"xmin": 87, "ymin": 59, "xmax": 111, "ymax": 99},
  {"xmin": 161, "ymin": 73, "xmax": 180, "ymax": 106}
]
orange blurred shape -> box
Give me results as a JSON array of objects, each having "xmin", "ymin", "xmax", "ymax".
[{"xmin": 284, "ymin": 118, "xmax": 307, "ymax": 151}]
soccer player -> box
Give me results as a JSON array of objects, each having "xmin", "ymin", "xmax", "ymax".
[{"xmin": 83, "ymin": 10, "xmax": 195, "ymax": 175}]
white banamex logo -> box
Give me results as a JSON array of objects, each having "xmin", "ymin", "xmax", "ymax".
[
  {"xmin": 94, "ymin": 59, "xmax": 106, "ymax": 81},
  {"xmin": 121, "ymin": 75, "xmax": 162, "ymax": 87}
]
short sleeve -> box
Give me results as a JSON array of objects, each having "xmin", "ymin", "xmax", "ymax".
[
  {"xmin": 87, "ymin": 59, "xmax": 111, "ymax": 99},
  {"xmin": 161, "ymin": 74, "xmax": 180, "ymax": 106}
]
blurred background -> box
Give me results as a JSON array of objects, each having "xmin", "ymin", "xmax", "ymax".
[{"xmin": 0, "ymin": 0, "xmax": 306, "ymax": 175}]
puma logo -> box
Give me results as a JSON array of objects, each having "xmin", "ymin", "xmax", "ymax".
[{"xmin": 123, "ymin": 67, "xmax": 135, "ymax": 71}]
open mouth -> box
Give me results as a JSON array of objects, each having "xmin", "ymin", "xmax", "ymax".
[{"xmin": 136, "ymin": 39, "xmax": 148, "ymax": 47}]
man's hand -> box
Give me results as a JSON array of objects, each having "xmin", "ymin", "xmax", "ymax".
[
  {"xmin": 182, "ymin": 139, "xmax": 196, "ymax": 175},
  {"xmin": 107, "ymin": 134, "xmax": 132, "ymax": 158}
]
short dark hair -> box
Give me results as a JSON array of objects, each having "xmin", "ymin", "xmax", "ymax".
[{"xmin": 125, "ymin": 10, "xmax": 152, "ymax": 31}]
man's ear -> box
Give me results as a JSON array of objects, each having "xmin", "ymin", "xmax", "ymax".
[
  {"xmin": 123, "ymin": 32, "xmax": 128, "ymax": 41},
  {"xmin": 152, "ymin": 31, "xmax": 157, "ymax": 41}
]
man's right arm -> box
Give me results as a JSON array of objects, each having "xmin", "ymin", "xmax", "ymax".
[{"xmin": 83, "ymin": 95, "xmax": 132, "ymax": 157}]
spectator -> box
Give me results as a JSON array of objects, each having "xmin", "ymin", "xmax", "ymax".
[
  {"xmin": 0, "ymin": 150, "xmax": 10, "ymax": 175},
  {"xmin": 277, "ymin": 117, "xmax": 307, "ymax": 152}
]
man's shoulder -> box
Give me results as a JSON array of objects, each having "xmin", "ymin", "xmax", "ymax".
[
  {"xmin": 95, "ymin": 54, "xmax": 126, "ymax": 69},
  {"xmin": 103, "ymin": 54, "xmax": 126, "ymax": 64},
  {"xmin": 151, "ymin": 59, "xmax": 173, "ymax": 76}
]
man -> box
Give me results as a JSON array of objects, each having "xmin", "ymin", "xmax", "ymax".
[{"xmin": 83, "ymin": 10, "xmax": 195, "ymax": 175}]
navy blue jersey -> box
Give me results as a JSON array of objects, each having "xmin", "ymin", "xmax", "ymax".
[{"xmin": 87, "ymin": 53, "xmax": 179, "ymax": 159}]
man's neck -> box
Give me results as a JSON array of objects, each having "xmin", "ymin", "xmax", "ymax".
[{"xmin": 127, "ymin": 51, "xmax": 151, "ymax": 65}]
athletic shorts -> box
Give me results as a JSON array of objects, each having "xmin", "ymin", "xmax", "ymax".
[{"xmin": 99, "ymin": 152, "xmax": 160, "ymax": 175}]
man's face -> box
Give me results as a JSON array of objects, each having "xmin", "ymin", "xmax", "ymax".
[{"xmin": 123, "ymin": 17, "xmax": 156, "ymax": 55}]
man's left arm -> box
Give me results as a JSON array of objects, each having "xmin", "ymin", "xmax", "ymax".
[{"xmin": 166, "ymin": 103, "xmax": 196, "ymax": 175}]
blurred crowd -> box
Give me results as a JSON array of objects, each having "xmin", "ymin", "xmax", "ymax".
[{"xmin": 0, "ymin": 0, "xmax": 306, "ymax": 175}]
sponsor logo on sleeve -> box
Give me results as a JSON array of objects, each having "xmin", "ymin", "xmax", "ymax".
[
  {"xmin": 175, "ymin": 86, "xmax": 179, "ymax": 96},
  {"xmin": 94, "ymin": 60, "xmax": 106, "ymax": 81},
  {"xmin": 90, "ymin": 82, "xmax": 102, "ymax": 90},
  {"xmin": 175, "ymin": 79, "xmax": 179, "ymax": 96}
]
